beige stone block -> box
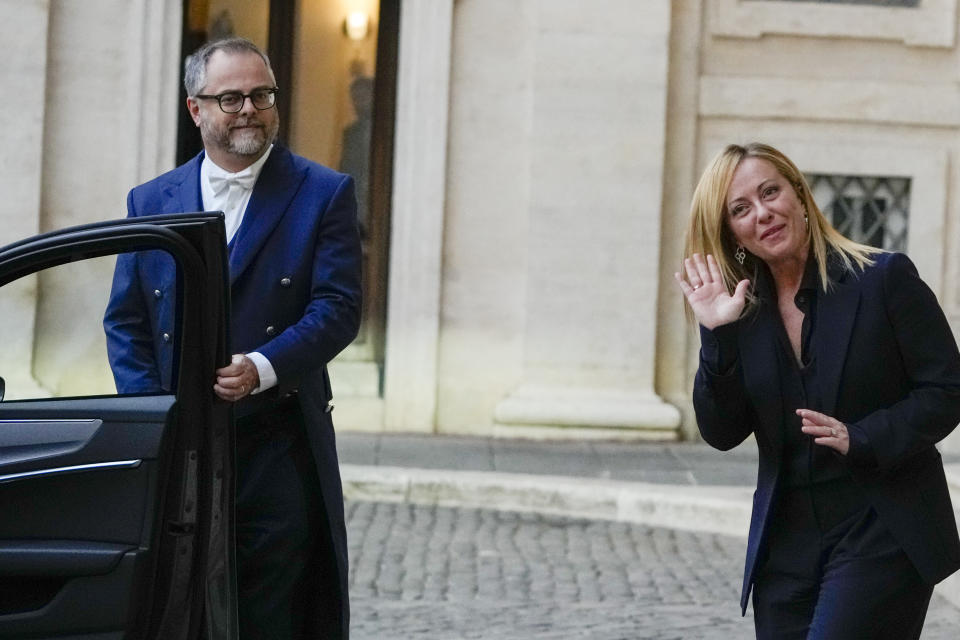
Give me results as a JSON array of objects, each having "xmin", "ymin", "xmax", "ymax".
[
  {"xmin": 709, "ymin": 0, "xmax": 956, "ymax": 47},
  {"xmin": 532, "ymin": 32, "xmax": 669, "ymax": 87},
  {"xmin": 0, "ymin": 0, "xmax": 48, "ymax": 244},
  {"xmin": 535, "ymin": 0, "xmax": 670, "ymax": 38},
  {"xmin": 700, "ymin": 76, "xmax": 960, "ymax": 128}
]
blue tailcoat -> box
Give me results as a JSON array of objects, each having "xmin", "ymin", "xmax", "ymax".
[{"xmin": 104, "ymin": 146, "xmax": 361, "ymax": 636}]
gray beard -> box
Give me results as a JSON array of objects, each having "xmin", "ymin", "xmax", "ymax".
[
  {"xmin": 202, "ymin": 117, "xmax": 278, "ymax": 159},
  {"xmin": 229, "ymin": 128, "xmax": 268, "ymax": 155}
]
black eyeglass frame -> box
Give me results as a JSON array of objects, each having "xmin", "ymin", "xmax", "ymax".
[{"xmin": 193, "ymin": 87, "xmax": 280, "ymax": 114}]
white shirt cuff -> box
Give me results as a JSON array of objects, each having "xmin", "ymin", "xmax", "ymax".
[{"xmin": 246, "ymin": 351, "xmax": 277, "ymax": 393}]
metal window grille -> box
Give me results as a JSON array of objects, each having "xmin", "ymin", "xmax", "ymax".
[
  {"xmin": 805, "ymin": 174, "xmax": 910, "ymax": 251},
  {"xmin": 746, "ymin": 0, "xmax": 918, "ymax": 6}
]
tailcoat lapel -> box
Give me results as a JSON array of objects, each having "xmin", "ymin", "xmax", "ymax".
[
  {"xmin": 228, "ymin": 147, "xmax": 307, "ymax": 285},
  {"xmin": 815, "ymin": 262, "xmax": 861, "ymax": 417},
  {"xmin": 149, "ymin": 154, "xmax": 204, "ymax": 286},
  {"xmin": 160, "ymin": 153, "xmax": 203, "ymax": 214}
]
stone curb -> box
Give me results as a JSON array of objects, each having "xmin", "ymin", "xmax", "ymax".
[
  {"xmin": 340, "ymin": 464, "xmax": 752, "ymax": 538},
  {"xmin": 341, "ymin": 463, "xmax": 960, "ymax": 610}
]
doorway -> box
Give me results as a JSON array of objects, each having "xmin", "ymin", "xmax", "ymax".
[{"xmin": 177, "ymin": 0, "xmax": 397, "ymax": 400}]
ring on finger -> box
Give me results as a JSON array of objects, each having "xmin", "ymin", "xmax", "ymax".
[{"xmin": 830, "ymin": 428, "xmax": 837, "ymax": 437}]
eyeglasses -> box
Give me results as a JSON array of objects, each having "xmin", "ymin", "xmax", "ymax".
[{"xmin": 193, "ymin": 87, "xmax": 279, "ymax": 113}]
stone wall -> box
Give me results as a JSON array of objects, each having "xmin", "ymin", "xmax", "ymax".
[
  {"xmin": 0, "ymin": 0, "xmax": 181, "ymax": 397},
  {"xmin": 669, "ymin": 0, "xmax": 960, "ymax": 449},
  {"xmin": 4, "ymin": 0, "xmax": 960, "ymax": 449}
]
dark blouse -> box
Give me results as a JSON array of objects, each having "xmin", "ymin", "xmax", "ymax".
[{"xmin": 700, "ymin": 255, "xmax": 856, "ymax": 487}]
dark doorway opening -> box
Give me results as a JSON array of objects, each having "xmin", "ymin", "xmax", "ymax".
[{"xmin": 176, "ymin": 0, "xmax": 398, "ymax": 397}]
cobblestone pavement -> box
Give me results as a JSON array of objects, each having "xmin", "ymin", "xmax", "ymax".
[{"xmin": 346, "ymin": 501, "xmax": 960, "ymax": 639}]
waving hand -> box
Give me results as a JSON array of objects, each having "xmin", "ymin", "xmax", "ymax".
[{"xmin": 674, "ymin": 253, "xmax": 749, "ymax": 330}]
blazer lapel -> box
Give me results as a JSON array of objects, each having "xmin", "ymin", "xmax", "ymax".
[
  {"xmin": 228, "ymin": 147, "xmax": 306, "ymax": 285},
  {"xmin": 816, "ymin": 264, "xmax": 861, "ymax": 417}
]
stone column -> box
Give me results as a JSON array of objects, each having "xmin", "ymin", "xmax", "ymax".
[
  {"xmin": 0, "ymin": 0, "xmax": 50, "ymax": 397},
  {"xmin": 28, "ymin": 0, "xmax": 182, "ymax": 396},
  {"xmin": 494, "ymin": 0, "xmax": 680, "ymax": 439},
  {"xmin": 380, "ymin": 0, "xmax": 454, "ymax": 432}
]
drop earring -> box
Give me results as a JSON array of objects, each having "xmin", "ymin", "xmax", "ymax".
[{"xmin": 735, "ymin": 245, "xmax": 746, "ymax": 265}]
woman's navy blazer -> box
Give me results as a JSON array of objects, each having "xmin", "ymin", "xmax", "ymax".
[{"xmin": 693, "ymin": 252, "xmax": 960, "ymax": 614}]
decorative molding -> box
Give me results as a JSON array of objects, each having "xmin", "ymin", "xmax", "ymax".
[
  {"xmin": 381, "ymin": 0, "xmax": 454, "ymax": 432},
  {"xmin": 700, "ymin": 76, "xmax": 960, "ymax": 128},
  {"xmin": 709, "ymin": 0, "xmax": 957, "ymax": 47}
]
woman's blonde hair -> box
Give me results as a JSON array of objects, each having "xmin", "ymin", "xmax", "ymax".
[{"xmin": 683, "ymin": 142, "xmax": 878, "ymax": 314}]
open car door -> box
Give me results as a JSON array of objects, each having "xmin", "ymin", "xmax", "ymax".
[{"xmin": 0, "ymin": 213, "xmax": 235, "ymax": 639}]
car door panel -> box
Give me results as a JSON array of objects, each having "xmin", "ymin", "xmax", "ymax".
[
  {"xmin": 0, "ymin": 398, "xmax": 173, "ymax": 472},
  {"xmin": 0, "ymin": 403, "xmax": 174, "ymax": 636}
]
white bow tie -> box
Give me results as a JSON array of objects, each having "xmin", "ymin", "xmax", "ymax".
[{"xmin": 209, "ymin": 170, "xmax": 257, "ymax": 197}]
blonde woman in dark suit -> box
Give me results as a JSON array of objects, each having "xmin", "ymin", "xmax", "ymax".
[{"xmin": 675, "ymin": 142, "xmax": 960, "ymax": 639}]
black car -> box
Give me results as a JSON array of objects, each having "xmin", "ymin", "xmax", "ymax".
[{"xmin": 0, "ymin": 213, "xmax": 236, "ymax": 639}]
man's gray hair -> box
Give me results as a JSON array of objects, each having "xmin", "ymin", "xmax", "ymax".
[{"xmin": 184, "ymin": 37, "xmax": 274, "ymax": 96}]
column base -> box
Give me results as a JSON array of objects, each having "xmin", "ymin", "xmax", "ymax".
[
  {"xmin": 328, "ymin": 358, "xmax": 381, "ymax": 396},
  {"xmin": 327, "ymin": 355, "xmax": 387, "ymax": 432},
  {"xmin": 332, "ymin": 395, "xmax": 386, "ymax": 433},
  {"xmin": 493, "ymin": 384, "xmax": 681, "ymax": 440},
  {"xmin": 1, "ymin": 373, "xmax": 52, "ymax": 401}
]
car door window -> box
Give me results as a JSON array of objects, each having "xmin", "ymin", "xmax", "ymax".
[{"xmin": 0, "ymin": 251, "xmax": 179, "ymax": 400}]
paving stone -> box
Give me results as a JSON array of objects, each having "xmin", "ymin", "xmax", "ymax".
[{"xmin": 345, "ymin": 500, "xmax": 960, "ymax": 638}]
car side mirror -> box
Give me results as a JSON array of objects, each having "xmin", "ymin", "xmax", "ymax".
[{"xmin": 0, "ymin": 376, "xmax": 4, "ymax": 401}]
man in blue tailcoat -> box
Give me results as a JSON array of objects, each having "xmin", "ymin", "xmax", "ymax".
[{"xmin": 104, "ymin": 37, "xmax": 361, "ymax": 640}]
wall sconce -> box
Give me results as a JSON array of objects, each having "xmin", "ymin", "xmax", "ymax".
[{"xmin": 343, "ymin": 11, "xmax": 369, "ymax": 41}]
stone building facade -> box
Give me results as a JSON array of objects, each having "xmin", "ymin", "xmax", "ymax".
[{"xmin": 3, "ymin": 0, "xmax": 960, "ymax": 450}]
